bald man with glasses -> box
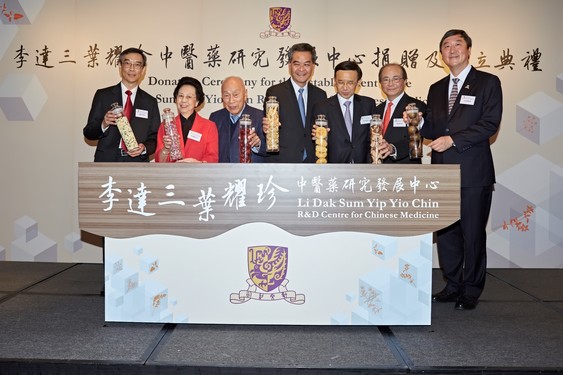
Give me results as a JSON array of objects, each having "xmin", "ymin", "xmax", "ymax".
[{"xmin": 375, "ymin": 63, "xmax": 427, "ymax": 164}]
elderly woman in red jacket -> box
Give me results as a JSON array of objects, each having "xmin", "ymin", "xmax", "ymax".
[{"xmin": 155, "ymin": 76, "xmax": 219, "ymax": 163}]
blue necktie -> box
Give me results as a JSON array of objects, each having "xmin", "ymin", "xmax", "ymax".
[
  {"xmin": 230, "ymin": 114, "xmax": 239, "ymax": 124},
  {"xmin": 297, "ymin": 88, "xmax": 307, "ymax": 160},
  {"xmin": 297, "ymin": 88, "xmax": 306, "ymax": 127}
]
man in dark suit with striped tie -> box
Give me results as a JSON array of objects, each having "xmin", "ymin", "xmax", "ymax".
[{"xmin": 421, "ymin": 30, "xmax": 503, "ymax": 310}]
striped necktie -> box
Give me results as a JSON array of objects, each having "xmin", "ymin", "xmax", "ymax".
[{"xmin": 448, "ymin": 78, "xmax": 459, "ymax": 114}]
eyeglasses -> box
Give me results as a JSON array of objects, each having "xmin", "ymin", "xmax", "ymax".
[
  {"xmin": 380, "ymin": 76, "xmax": 404, "ymax": 85},
  {"xmin": 121, "ymin": 60, "xmax": 144, "ymax": 70}
]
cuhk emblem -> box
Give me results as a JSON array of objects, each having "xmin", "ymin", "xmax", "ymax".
[
  {"xmin": 248, "ymin": 245, "xmax": 288, "ymax": 292},
  {"xmin": 269, "ymin": 7, "xmax": 291, "ymax": 32}
]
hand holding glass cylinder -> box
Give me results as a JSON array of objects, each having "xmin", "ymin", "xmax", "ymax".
[
  {"xmin": 370, "ymin": 114, "xmax": 383, "ymax": 164},
  {"xmin": 406, "ymin": 103, "xmax": 423, "ymax": 159},
  {"xmin": 265, "ymin": 96, "xmax": 280, "ymax": 153},
  {"xmin": 314, "ymin": 114, "xmax": 328, "ymax": 164},
  {"xmin": 111, "ymin": 102, "xmax": 139, "ymax": 151},
  {"xmin": 239, "ymin": 114, "xmax": 252, "ymax": 163},
  {"xmin": 162, "ymin": 108, "xmax": 183, "ymax": 161}
]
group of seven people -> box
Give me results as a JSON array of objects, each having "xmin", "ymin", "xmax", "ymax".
[{"xmin": 83, "ymin": 29, "xmax": 503, "ymax": 312}]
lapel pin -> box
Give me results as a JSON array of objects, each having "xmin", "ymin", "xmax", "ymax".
[{"xmin": 465, "ymin": 85, "xmax": 470, "ymax": 90}]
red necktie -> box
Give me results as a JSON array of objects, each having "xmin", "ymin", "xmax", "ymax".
[
  {"xmin": 382, "ymin": 101, "xmax": 393, "ymax": 135},
  {"xmin": 121, "ymin": 90, "xmax": 133, "ymax": 151}
]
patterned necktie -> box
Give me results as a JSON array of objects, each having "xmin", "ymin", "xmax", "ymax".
[
  {"xmin": 344, "ymin": 100, "xmax": 352, "ymax": 138},
  {"xmin": 297, "ymin": 88, "xmax": 306, "ymax": 127},
  {"xmin": 124, "ymin": 90, "xmax": 133, "ymax": 121},
  {"xmin": 382, "ymin": 101, "xmax": 393, "ymax": 135},
  {"xmin": 448, "ymin": 78, "xmax": 459, "ymax": 114},
  {"xmin": 121, "ymin": 90, "xmax": 133, "ymax": 151}
]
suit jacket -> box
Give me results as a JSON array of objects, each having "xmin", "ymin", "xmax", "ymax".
[
  {"xmin": 155, "ymin": 113, "xmax": 219, "ymax": 163},
  {"xmin": 264, "ymin": 79, "xmax": 327, "ymax": 163},
  {"xmin": 209, "ymin": 105, "xmax": 266, "ymax": 163},
  {"xmin": 420, "ymin": 67, "xmax": 502, "ymax": 187},
  {"xmin": 83, "ymin": 83, "xmax": 160, "ymax": 162},
  {"xmin": 311, "ymin": 94, "xmax": 376, "ymax": 163},
  {"xmin": 375, "ymin": 93, "xmax": 427, "ymax": 164}
]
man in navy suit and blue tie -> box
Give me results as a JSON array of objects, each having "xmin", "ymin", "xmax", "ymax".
[
  {"xmin": 311, "ymin": 60, "xmax": 383, "ymax": 163},
  {"xmin": 209, "ymin": 76, "xmax": 266, "ymax": 162},
  {"xmin": 421, "ymin": 30, "xmax": 503, "ymax": 310},
  {"xmin": 263, "ymin": 43, "xmax": 327, "ymax": 163}
]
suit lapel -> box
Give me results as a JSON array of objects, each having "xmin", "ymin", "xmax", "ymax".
[
  {"xmin": 449, "ymin": 67, "xmax": 476, "ymax": 118},
  {"xmin": 330, "ymin": 95, "xmax": 350, "ymax": 142}
]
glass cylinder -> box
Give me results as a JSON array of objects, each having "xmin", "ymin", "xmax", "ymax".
[
  {"xmin": 406, "ymin": 103, "xmax": 423, "ymax": 159},
  {"xmin": 162, "ymin": 108, "xmax": 183, "ymax": 161},
  {"xmin": 265, "ymin": 96, "xmax": 280, "ymax": 153},
  {"xmin": 369, "ymin": 114, "xmax": 383, "ymax": 164},
  {"xmin": 110, "ymin": 102, "xmax": 139, "ymax": 151},
  {"xmin": 314, "ymin": 114, "xmax": 328, "ymax": 164},
  {"xmin": 239, "ymin": 114, "xmax": 252, "ymax": 163}
]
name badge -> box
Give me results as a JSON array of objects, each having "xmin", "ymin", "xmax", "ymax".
[
  {"xmin": 136, "ymin": 109, "xmax": 148, "ymax": 119},
  {"xmin": 188, "ymin": 130, "xmax": 202, "ymax": 142},
  {"xmin": 360, "ymin": 115, "xmax": 371, "ymax": 125},
  {"xmin": 460, "ymin": 95, "xmax": 476, "ymax": 105},
  {"xmin": 393, "ymin": 118, "xmax": 406, "ymax": 127}
]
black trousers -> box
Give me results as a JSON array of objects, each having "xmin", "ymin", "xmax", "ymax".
[{"xmin": 436, "ymin": 185, "xmax": 494, "ymax": 299}]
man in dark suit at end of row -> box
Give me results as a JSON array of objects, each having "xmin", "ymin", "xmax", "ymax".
[
  {"xmin": 421, "ymin": 29, "xmax": 503, "ymax": 311},
  {"xmin": 83, "ymin": 47, "xmax": 160, "ymax": 162}
]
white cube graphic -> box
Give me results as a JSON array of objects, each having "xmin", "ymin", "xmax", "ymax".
[
  {"xmin": 111, "ymin": 267, "xmax": 139, "ymax": 294},
  {"xmin": 557, "ymin": 73, "xmax": 563, "ymax": 95},
  {"xmin": 330, "ymin": 313, "xmax": 348, "ymax": 325},
  {"xmin": 516, "ymin": 92, "xmax": 563, "ymax": 145},
  {"xmin": 140, "ymin": 255, "xmax": 159, "ymax": 274},
  {"xmin": 145, "ymin": 280, "xmax": 168, "ymax": 316},
  {"xmin": 64, "ymin": 232, "xmax": 82, "ymax": 253},
  {"xmin": 14, "ymin": 216, "xmax": 37, "ymax": 242},
  {"xmin": 0, "ymin": 0, "xmax": 45, "ymax": 25},
  {"xmin": 0, "ymin": 74, "xmax": 47, "ymax": 121},
  {"xmin": 371, "ymin": 236, "xmax": 397, "ymax": 260},
  {"xmin": 0, "ymin": 25, "xmax": 18, "ymax": 59},
  {"xmin": 105, "ymin": 254, "xmax": 123, "ymax": 275},
  {"xmin": 11, "ymin": 233, "xmax": 57, "ymax": 261}
]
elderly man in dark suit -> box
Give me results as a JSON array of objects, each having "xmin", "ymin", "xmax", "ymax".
[
  {"xmin": 83, "ymin": 47, "xmax": 160, "ymax": 162},
  {"xmin": 376, "ymin": 63, "xmax": 427, "ymax": 164},
  {"xmin": 263, "ymin": 43, "xmax": 327, "ymax": 163},
  {"xmin": 421, "ymin": 29, "xmax": 503, "ymax": 310},
  {"xmin": 209, "ymin": 76, "xmax": 266, "ymax": 163}
]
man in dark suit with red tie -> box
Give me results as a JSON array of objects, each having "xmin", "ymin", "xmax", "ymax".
[
  {"xmin": 83, "ymin": 47, "xmax": 160, "ymax": 162},
  {"xmin": 376, "ymin": 63, "xmax": 427, "ymax": 164},
  {"xmin": 263, "ymin": 43, "xmax": 327, "ymax": 163},
  {"xmin": 311, "ymin": 60, "xmax": 377, "ymax": 163},
  {"xmin": 421, "ymin": 30, "xmax": 503, "ymax": 310}
]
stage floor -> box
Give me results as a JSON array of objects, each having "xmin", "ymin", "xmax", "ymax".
[{"xmin": 0, "ymin": 261, "xmax": 562, "ymax": 374}]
